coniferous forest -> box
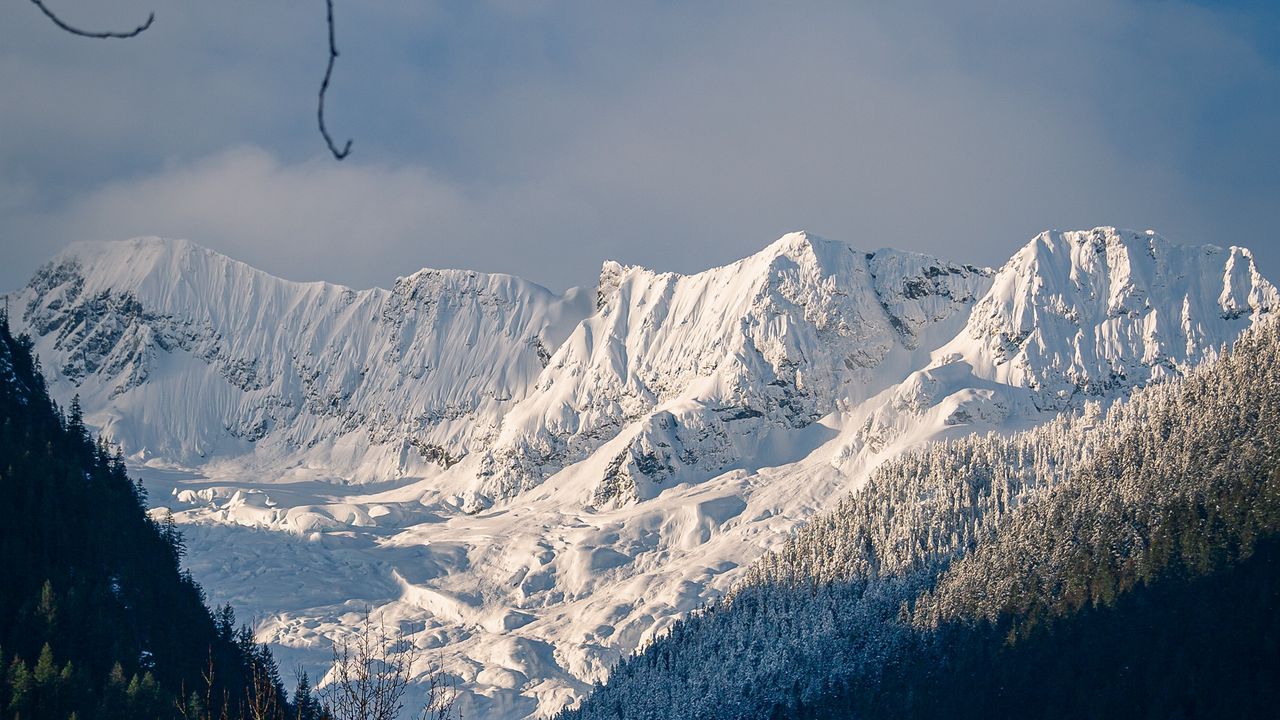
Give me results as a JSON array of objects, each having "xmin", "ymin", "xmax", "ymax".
[
  {"xmin": 0, "ymin": 312, "xmax": 318, "ymax": 719},
  {"xmin": 562, "ymin": 319, "xmax": 1280, "ymax": 719}
]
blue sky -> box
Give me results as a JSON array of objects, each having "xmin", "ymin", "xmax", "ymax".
[{"xmin": 2, "ymin": 0, "xmax": 1278, "ymax": 291}]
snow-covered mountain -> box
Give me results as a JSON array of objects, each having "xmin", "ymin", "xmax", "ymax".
[
  {"xmin": 957, "ymin": 227, "xmax": 1272, "ymax": 406},
  {"xmin": 5, "ymin": 227, "xmax": 1275, "ymax": 719},
  {"xmin": 471, "ymin": 232, "xmax": 990, "ymax": 506},
  {"xmin": 830, "ymin": 227, "xmax": 1278, "ymax": 476},
  {"xmin": 11, "ymin": 237, "xmax": 592, "ymax": 481}
]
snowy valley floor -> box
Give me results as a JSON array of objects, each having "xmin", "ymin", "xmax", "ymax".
[{"xmin": 135, "ymin": 424, "xmax": 853, "ymax": 720}]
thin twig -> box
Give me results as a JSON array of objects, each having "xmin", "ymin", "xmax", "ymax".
[
  {"xmin": 319, "ymin": 0, "xmax": 353, "ymax": 160},
  {"xmin": 29, "ymin": 0, "xmax": 154, "ymax": 39}
]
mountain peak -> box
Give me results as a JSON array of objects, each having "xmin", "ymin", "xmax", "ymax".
[
  {"xmin": 762, "ymin": 229, "xmax": 823, "ymax": 252},
  {"xmin": 754, "ymin": 230, "xmax": 856, "ymax": 268},
  {"xmin": 38, "ymin": 236, "xmax": 348, "ymax": 307},
  {"xmin": 58, "ymin": 236, "xmax": 231, "ymax": 273},
  {"xmin": 63, "ymin": 235, "xmax": 197, "ymax": 257},
  {"xmin": 595, "ymin": 260, "xmax": 632, "ymax": 310},
  {"xmin": 952, "ymin": 226, "xmax": 1278, "ymax": 409}
]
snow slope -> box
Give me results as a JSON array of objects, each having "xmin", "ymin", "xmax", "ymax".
[{"xmin": 5, "ymin": 228, "xmax": 1275, "ymax": 719}]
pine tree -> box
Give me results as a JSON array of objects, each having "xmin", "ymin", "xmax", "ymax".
[
  {"xmin": 7, "ymin": 657, "xmax": 32, "ymax": 718},
  {"xmin": 294, "ymin": 671, "xmax": 323, "ymax": 720}
]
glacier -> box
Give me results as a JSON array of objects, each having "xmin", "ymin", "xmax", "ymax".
[{"xmin": 4, "ymin": 226, "xmax": 1275, "ymax": 719}]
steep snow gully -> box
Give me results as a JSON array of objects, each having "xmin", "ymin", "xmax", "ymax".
[{"xmin": 7, "ymin": 227, "xmax": 1276, "ymax": 718}]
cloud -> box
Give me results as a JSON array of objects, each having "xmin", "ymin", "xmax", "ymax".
[
  {"xmin": 43, "ymin": 148, "xmax": 479, "ymax": 288},
  {"xmin": 1, "ymin": 1, "xmax": 1278, "ymax": 293}
]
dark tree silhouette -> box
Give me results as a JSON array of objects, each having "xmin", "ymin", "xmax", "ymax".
[{"xmin": 0, "ymin": 307, "xmax": 299, "ymax": 718}]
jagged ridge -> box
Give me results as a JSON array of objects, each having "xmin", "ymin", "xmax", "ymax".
[{"xmin": 10, "ymin": 237, "xmax": 592, "ymax": 480}]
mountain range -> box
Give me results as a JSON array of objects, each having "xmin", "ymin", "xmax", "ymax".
[{"xmin": 5, "ymin": 226, "xmax": 1275, "ymax": 718}]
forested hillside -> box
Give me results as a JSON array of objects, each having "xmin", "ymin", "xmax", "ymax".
[
  {"xmin": 0, "ymin": 311, "xmax": 307, "ymax": 719},
  {"xmin": 563, "ymin": 319, "xmax": 1280, "ymax": 719}
]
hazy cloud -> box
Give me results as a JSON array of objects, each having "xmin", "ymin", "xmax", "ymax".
[
  {"xmin": 51, "ymin": 147, "xmax": 476, "ymax": 287},
  {"xmin": 2, "ymin": 1, "xmax": 1277, "ymax": 292}
]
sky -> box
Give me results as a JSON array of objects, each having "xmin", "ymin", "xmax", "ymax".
[{"xmin": 2, "ymin": 0, "xmax": 1278, "ymax": 293}]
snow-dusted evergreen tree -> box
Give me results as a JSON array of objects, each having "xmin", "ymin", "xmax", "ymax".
[{"xmin": 911, "ymin": 318, "xmax": 1280, "ymax": 632}]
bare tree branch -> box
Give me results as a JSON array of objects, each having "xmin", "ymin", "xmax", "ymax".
[
  {"xmin": 319, "ymin": 0, "xmax": 353, "ymax": 160},
  {"xmin": 321, "ymin": 608, "xmax": 457, "ymax": 720},
  {"xmin": 30, "ymin": 0, "xmax": 358, "ymax": 161},
  {"xmin": 29, "ymin": 0, "xmax": 154, "ymax": 39}
]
